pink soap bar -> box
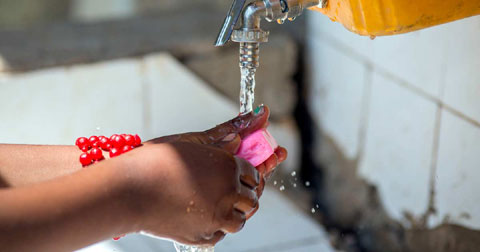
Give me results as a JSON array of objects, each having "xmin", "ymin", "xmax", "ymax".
[{"xmin": 236, "ymin": 129, "xmax": 278, "ymax": 167}]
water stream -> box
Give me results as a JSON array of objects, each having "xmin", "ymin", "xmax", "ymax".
[
  {"xmin": 239, "ymin": 67, "xmax": 257, "ymax": 115},
  {"xmin": 174, "ymin": 48, "xmax": 258, "ymax": 252}
]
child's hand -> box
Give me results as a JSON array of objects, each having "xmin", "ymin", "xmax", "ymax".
[
  {"xmin": 148, "ymin": 105, "xmax": 287, "ymax": 200},
  {"xmin": 120, "ymin": 105, "xmax": 286, "ymax": 246}
]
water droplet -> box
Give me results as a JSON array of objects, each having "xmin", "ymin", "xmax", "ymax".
[
  {"xmin": 189, "ymin": 200, "xmax": 195, "ymax": 206},
  {"xmin": 293, "ymin": 183, "xmax": 297, "ymax": 188},
  {"xmin": 316, "ymin": 204, "xmax": 319, "ymax": 209},
  {"xmin": 279, "ymin": 185, "xmax": 285, "ymax": 191},
  {"xmin": 187, "ymin": 207, "xmax": 191, "ymax": 213},
  {"xmin": 273, "ymin": 180, "xmax": 277, "ymax": 185},
  {"xmin": 311, "ymin": 208, "xmax": 316, "ymax": 213},
  {"xmin": 305, "ymin": 181, "xmax": 311, "ymax": 187},
  {"xmin": 95, "ymin": 126, "xmax": 101, "ymax": 131},
  {"xmin": 291, "ymin": 171, "xmax": 296, "ymax": 177}
]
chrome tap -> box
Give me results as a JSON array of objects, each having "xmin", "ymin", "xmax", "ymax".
[{"xmin": 215, "ymin": 0, "xmax": 322, "ymax": 71}]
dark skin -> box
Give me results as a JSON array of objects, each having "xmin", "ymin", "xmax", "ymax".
[{"xmin": 0, "ymin": 105, "xmax": 287, "ymax": 251}]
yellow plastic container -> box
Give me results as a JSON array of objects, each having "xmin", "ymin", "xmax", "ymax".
[{"xmin": 310, "ymin": 0, "xmax": 480, "ymax": 36}]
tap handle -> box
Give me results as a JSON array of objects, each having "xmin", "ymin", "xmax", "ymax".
[{"xmin": 214, "ymin": 0, "xmax": 248, "ymax": 46}]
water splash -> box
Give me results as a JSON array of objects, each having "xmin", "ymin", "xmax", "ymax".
[
  {"xmin": 175, "ymin": 243, "xmax": 214, "ymax": 252},
  {"xmin": 239, "ymin": 67, "xmax": 257, "ymax": 114}
]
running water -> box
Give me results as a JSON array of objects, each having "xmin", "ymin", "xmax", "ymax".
[
  {"xmin": 174, "ymin": 44, "xmax": 259, "ymax": 252},
  {"xmin": 174, "ymin": 243, "xmax": 214, "ymax": 252},
  {"xmin": 239, "ymin": 66, "xmax": 257, "ymax": 115}
]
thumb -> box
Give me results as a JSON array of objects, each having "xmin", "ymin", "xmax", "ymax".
[
  {"xmin": 216, "ymin": 133, "xmax": 242, "ymax": 154},
  {"xmin": 204, "ymin": 105, "xmax": 270, "ymax": 144}
]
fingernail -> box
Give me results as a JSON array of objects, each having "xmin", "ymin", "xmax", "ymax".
[
  {"xmin": 254, "ymin": 104, "xmax": 265, "ymax": 116},
  {"xmin": 221, "ymin": 133, "xmax": 237, "ymax": 142}
]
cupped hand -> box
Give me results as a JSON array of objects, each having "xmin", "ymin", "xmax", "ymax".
[
  {"xmin": 148, "ymin": 105, "xmax": 287, "ymax": 192},
  {"xmin": 122, "ymin": 105, "xmax": 287, "ymax": 246}
]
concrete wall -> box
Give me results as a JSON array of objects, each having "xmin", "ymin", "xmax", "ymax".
[{"xmin": 307, "ymin": 12, "xmax": 480, "ymax": 231}]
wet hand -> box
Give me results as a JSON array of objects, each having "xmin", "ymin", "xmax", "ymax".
[{"xmin": 147, "ymin": 105, "xmax": 288, "ymax": 199}]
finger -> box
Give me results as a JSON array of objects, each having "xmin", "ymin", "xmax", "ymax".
[
  {"xmin": 204, "ymin": 105, "xmax": 270, "ymax": 144},
  {"xmin": 216, "ymin": 133, "xmax": 242, "ymax": 154},
  {"xmin": 256, "ymin": 176, "xmax": 266, "ymax": 199},
  {"xmin": 264, "ymin": 153, "xmax": 279, "ymax": 175},
  {"xmin": 246, "ymin": 203, "xmax": 260, "ymax": 220},
  {"xmin": 221, "ymin": 210, "xmax": 246, "ymax": 234},
  {"xmin": 256, "ymin": 163, "xmax": 267, "ymax": 176},
  {"xmin": 235, "ymin": 157, "xmax": 260, "ymax": 189},
  {"xmin": 234, "ymin": 186, "xmax": 258, "ymax": 214},
  {"xmin": 275, "ymin": 147, "xmax": 288, "ymax": 163},
  {"xmin": 197, "ymin": 231, "xmax": 226, "ymax": 246}
]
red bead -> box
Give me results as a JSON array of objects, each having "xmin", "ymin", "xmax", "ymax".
[
  {"xmin": 110, "ymin": 148, "xmax": 122, "ymax": 158},
  {"xmin": 122, "ymin": 145, "xmax": 133, "ymax": 153},
  {"xmin": 112, "ymin": 135, "xmax": 126, "ymax": 149},
  {"xmin": 134, "ymin": 134, "xmax": 142, "ymax": 147},
  {"xmin": 76, "ymin": 137, "xmax": 89, "ymax": 151},
  {"xmin": 99, "ymin": 137, "xmax": 111, "ymax": 151},
  {"xmin": 90, "ymin": 148, "xmax": 104, "ymax": 161},
  {"xmin": 79, "ymin": 153, "xmax": 93, "ymax": 166},
  {"xmin": 124, "ymin": 134, "xmax": 135, "ymax": 146},
  {"xmin": 88, "ymin": 136, "xmax": 99, "ymax": 144},
  {"xmin": 75, "ymin": 137, "xmax": 88, "ymax": 147},
  {"xmin": 80, "ymin": 145, "xmax": 90, "ymax": 152},
  {"xmin": 109, "ymin": 134, "xmax": 118, "ymax": 142}
]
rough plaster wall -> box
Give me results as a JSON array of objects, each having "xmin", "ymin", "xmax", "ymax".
[{"xmin": 307, "ymin": 9, "xmax": 480, "ymax": 251}]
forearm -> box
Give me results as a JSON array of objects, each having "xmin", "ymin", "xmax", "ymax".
[
  {"xmin": 0, "ymin": 158, "xmax": 140, "ymax": 252},
  {"xmin": 0, "ymin": 144, "xmax": 83, "ymax": 187}
]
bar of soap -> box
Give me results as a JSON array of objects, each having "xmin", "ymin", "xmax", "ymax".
[{"xmin": 236, "ymin": 129, "xmax": 278, "ymax": 167}]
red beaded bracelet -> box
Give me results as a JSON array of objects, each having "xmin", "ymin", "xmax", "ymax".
[
  {"xmin": 75, "ymin": 134, "xmax": 142, "ymax": 167},
  {"xmin": 75, "ymin": 134, "xmax": 142, "ymax": 241}
]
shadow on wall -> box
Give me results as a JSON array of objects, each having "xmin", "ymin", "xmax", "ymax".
[{"xmin": 308, "ymin": 128, "xmax": 480, "ymax": 252}]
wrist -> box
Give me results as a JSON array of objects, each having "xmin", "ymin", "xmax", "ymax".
[{"xmin": 111, "ymin": 144, "xmax": 171, "ymax": 234}]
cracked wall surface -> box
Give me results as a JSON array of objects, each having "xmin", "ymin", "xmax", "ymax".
[{"xmin": 306, "ymin": 10, "xmax": 480, "ymax": 252}]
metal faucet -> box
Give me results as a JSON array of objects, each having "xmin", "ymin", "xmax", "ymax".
[{"xmin": 215, "ymin": 0, "xmax": 323, "ymax": 71}]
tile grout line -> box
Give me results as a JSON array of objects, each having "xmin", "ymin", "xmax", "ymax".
[
  {"xmin": 356, "ymin": 63, "xmax": 373, "ymax": 165},
  {"xmin": 420, "ymin": 103, "xmax": 443, "ymax": 227},
  {"xmin": 316, "ymin": 31, "xmax": 480, "ymax": 129}
]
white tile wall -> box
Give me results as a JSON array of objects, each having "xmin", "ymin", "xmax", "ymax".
[
  {"xmin": 0, "ymin": 59, "xmax": 145, "ymax": 145},
  {"xmin": 308, "ymin": 37, "xmax": 367, "ymax": 159},
  {"xmin": 0, "ymin": 68, "xmax": 73, "ymax": 144},
  {"xmin": 307, "ymin": 12, "xmax": 374, "ymax": 60},
  {"xmin": 143, "ymin": 54, "xmax": 237, "ymax": 139},
  {"xmin": 432, "ymin": 110, "xmax": 480, "ymax": 230},
  {"xmin": 308, "ymin": 11, "xmax": 469, "ymax": 99},
  {"xmin": 358, "ymin": 73, "xmax": 437, "ymax": 222},
  {"xmin": 309, "ymin": 11, "xmax": 480, "ymax": 231},
  {"xmin": 442, "ymin": 17, "xmax": 480, "ymax": 123},
  {"xmin": 66, "ymin": 59, "xmax": 145, "ymax": 139}
]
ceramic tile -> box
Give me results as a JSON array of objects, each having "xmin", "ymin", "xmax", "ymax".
[
  {"xmin": 359, "ymin": 72, "xmax": 437, "ymax": 221},
  {"xmin": 442, "ymin": 17, "xmax": 480, "ymax": 123},
  {"xmin": 432, "ymin": 109, "xmax": 480, "ymax": 229},
  {"xmin": 308, "ymin": 38, "xmax": 367, "ymax": 159}
]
